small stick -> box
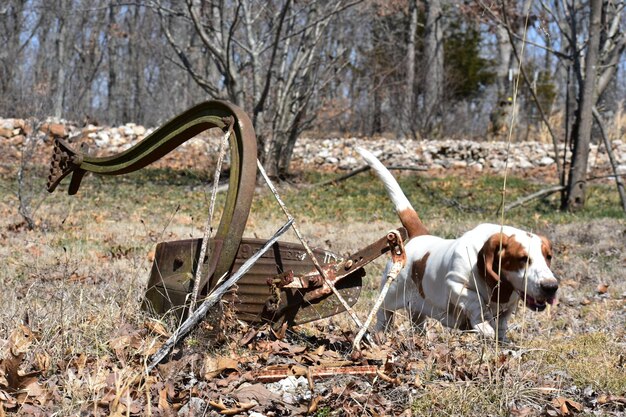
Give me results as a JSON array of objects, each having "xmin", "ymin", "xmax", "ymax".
[
  {"xmin": 503, "ymin": 185, "xmax": 565, "ymax": 212},
  {"xmin": 313, "ymin": 164, "xmax": 428, "ymax": 188},
  {"xmin": 189, "ymin": 127, "xmax": 231, "ymax": 313},
  {"xmin": 254, "ymin": 365, "xmax": 378, "ymax": 382},
  {"xmin": 256, "ymin": 160, "xmax": 374, "ymax": 346},
  {"xmin": 147, "ymin": 219, "xmax": 294, "ymax": 371}
]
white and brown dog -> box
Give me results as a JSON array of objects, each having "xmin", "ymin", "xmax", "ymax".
[{"xmin": 357, "ymin": 148, "xmax": 558, "ymax": 341}]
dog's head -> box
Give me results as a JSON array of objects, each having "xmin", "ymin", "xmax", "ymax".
[{"xmin": 477, "ymin": 231, "xmax": 558, "ymax": 311}]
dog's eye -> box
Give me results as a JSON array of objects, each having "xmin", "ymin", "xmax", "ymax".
[
  {"xmin": 546, "ymin": 254, "xmax": 553, "ymax": 262},
  {"xmin": 519, "ymin": 255, "xmax": 529, "ymax": 264}
]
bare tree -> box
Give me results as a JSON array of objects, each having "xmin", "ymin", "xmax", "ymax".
[
  {"xmin": 403, "ymin": 0, "xmax": 418, "ymax": 137},
  {"xmin": 152, "ymin": 0, "xmax": 359, "ymax": 177},
  {"xmin": 423, "ymin": 0, "xmax": 444, "ymax": 133},
  {"xmin": 564, "ymin": 0, "xmax": 602, "ymax": 210}
]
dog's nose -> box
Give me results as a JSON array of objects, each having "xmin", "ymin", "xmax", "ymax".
[{"xmin": 540, "ymin": 279, "xmax": 558, "ymax": 296}]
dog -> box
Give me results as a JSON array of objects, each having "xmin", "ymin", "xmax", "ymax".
[{"xmin": 357, "ymin": 148, "xmax": 558, "ymax": 341}]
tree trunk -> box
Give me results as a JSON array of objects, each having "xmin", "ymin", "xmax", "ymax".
[
  {"xmin": 403, "ymin": 0, "xmax": 418, "ymax": 136},
  {"xmin": 564, "ymin": 0, "xmax": 602, "ymax": 210},
  {"xmin": 107, "ymin": 4, "xmax": 117, "ymax": 122},
  {"xmin": 53, "ymin": 1, "xmax": 68, "ymax": 118},
  {"xmin": 423, "ymin": 0, "xmax": 444, "ymax": 134},
  {"xmin": 490, "ymin": 25, "xmax": 513, "ymax": 137}
]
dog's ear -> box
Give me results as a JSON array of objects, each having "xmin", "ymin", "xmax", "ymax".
[
  {"xmin": 539, "ymin": 235, "xmax": 553, "ymax": 267},
  {"xmin": 477, "ymin": 233, "xmax": 509, "ymax": 285}
]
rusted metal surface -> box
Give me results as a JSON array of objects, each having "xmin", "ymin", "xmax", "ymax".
[
  {"xmin": 293, "ymin": 227, "xmax": 408, "ymax": 303},
  {"xmin": 47, "ymin": 100, "xmax": 258, "ymax": 295},
  {"xmin": 254, "ymin": 365, "xmax": 379, "ymax": 383},
  {"xmin": 144, "ymin": 237, "xmax": 363, "ymax": 326}
]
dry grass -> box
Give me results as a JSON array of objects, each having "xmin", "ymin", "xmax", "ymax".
[{"xmin": 0, "ymin": 162, "xmax": 625, "ymax": 415}]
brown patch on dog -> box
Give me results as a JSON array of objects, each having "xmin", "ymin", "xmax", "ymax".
[
  {"xmin": 476, "ymin": 233, "xmax": 526, "ymax": 303},
  {"xmin": 411, "ymin": 252, "xmax": 430, "ymax": 298},
  {"xmin": 499, "ymin": 235, "xmax": 530, "ymax": 272},
  {"xmin": 540, "ymin": 235, "xmax": 553, "ymax": 267},
  {"xmin": 398, "ymin": 208, "xmax": 429, "ymax": 239}
]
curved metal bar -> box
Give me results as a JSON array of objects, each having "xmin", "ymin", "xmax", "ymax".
[{"xmin": 47, "ymin": 100, "xmax": 258, "ymax": 293}]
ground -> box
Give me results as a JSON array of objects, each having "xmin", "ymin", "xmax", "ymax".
[{"xmin": 0, "ymin": 147, "xmax": 624, "ymax": 416}]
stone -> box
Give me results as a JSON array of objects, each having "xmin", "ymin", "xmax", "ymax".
[
  {"xmin": 41, "ymin": 123, "xmax": 68, "ymax": 138},
  {"xmin": 133, "ymin": 125, "xmax": 146, "ymax": 136},
  {"xmin": 9, "ymin": 135, "xmax": 25, "ymax": 145},
  {"xmin": 177, "ymin": 397, "xmax": 207, "ymax": 416}
]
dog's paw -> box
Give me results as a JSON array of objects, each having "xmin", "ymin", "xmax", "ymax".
[{"xmin": 473, "ymin": 321, "xmax": 496, "ymax": 339}]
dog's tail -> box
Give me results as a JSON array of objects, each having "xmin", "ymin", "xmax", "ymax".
[{"xmin": 356, "ymin": 147, "xmax": 428, "ymax": 239}]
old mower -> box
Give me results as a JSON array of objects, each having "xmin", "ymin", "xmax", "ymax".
[{"xmin": 46, "ymin": 100, "xmax": 407, "ymax": 331}]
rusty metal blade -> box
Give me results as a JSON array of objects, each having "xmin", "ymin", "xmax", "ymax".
[{"xmin": 143, "ymin": 238, "xmax": 363, "ymax": 327}]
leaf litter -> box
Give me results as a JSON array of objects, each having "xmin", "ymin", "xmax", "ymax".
[{"xmin": 1, "ymin": 314, "xmax": 624, "ymax": 416}]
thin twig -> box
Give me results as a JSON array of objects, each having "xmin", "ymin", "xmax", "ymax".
[
  {"xmin": 496, "ymin": 0, "xmax": 532, "ymax": 381},
  {"xmin": 592, "ymin": 106, "xmax": 626, "ymax": 213},
  {"xmin": 147, "ymin": 219, "xmax": 294, "ymax": 372},
  {"xmin": 189, "ymin": 127, "xmax": 232, "ymax": 313},
  {"xmin": 256, "ymin": 160, "xmax": 374, "ymax": 346},
  {"xmin": 503, "ymin": 185, "xmax": 565, "ymax": 211},
  {"xmin": 312, "ymin": 164, "xmax": 428, "ymax": 188}
]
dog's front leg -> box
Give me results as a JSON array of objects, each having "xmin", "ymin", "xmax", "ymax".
[
  {"xmin": 495, "ymin": 308, "xmax": 514, "ymax": 342},
  {"xmin": 449, "ymin": 281, "xmax": 497, "ymax": 339},
  {"xmin": 472, "ymin": 319, "xmax": 497, "ymax": 339}
]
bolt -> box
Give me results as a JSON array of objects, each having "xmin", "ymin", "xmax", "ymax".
[{"xmin": 345, "ymin": 260, "xmax": 353, "ymax": 269}]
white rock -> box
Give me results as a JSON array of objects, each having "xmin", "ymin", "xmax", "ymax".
[
  {"xmin": 265, "ymin": 376, "xmax": 311, "ymax": 404},
  {"xmin": 122, "ymin": 125, "xmax": 134, "ymax": 136},
  {"xmin": 339, "ymin": 156, "xmax": 357, "ymax": 169},
  {"xmin": 490, "ymin": 159, "xmax": 507, "ymax": 170},
  {"xmin": 469, "ymin": 162, "xmax": 483, "ymax": 171},
  {"xmin": 133, "ymin": 125, "xmax": 146, "ymax": 136},
  {"xmin": 95, "ymin": 131, "xmax": 110, "ymax": 147}
]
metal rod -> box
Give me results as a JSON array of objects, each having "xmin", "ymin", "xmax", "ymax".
[
  {"xmin": 147, "ymin": 219, "xmax": 294, "ymax": 371},
  {"xmin": 353, "ymin": 230, "xmax": 405, "ymax": 350},
  {"xmin": 256, "ymin": 160, "xmax": 374, "ymax": 345},
  {"xmin": 189, "ymin": 126, "xmax": 232, "ymax": 313}
]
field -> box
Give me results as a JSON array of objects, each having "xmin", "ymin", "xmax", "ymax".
[{"xmin": 0, "ymin": 160, "xmax": 625, "ymax": 416}]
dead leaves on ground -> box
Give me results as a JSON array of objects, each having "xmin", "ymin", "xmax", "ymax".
[
  {"xmin": 0, "ymin": 325, "xmax": 47, "ymax": 413},
  {"xmin": 1, "ymin": 322, "xmax": 625, "ymax": 416}
]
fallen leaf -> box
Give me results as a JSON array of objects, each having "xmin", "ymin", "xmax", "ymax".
[
  {"xmin": 0, "ymin": 324, "xmax": 43, "ymax": 402},
  {"xmin": 203, "ymin": 356, "xmax": 239, "ymax": 380},
  {"xmin": 308, "ymin": 395, "xmax": 323, "ymax": 414},
  {"xmin": 144, "ymin": 319, "xmax": 169, "ymax": 338},
  {"xmin": 552, "ymin": 397, "xmax": 583, "ymax": 415},
  {"xmin": 596, "ymin": 283, "xmax": 609, "ymax": 294},
  {"xmin": 233, "ymin": 383, "xmax": 280, "ymax": 405}
]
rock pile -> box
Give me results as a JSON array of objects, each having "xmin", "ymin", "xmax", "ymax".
[
  {"xmin": 293, "ymin": 137, "xmax": 625, "ymax": 174},
  {"xmin": 1, "ymin": 117, "xmax": 625, "ymax": 174}
]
